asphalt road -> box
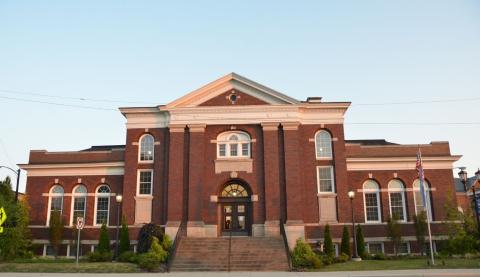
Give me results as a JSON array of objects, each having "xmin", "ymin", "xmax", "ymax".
[{"xmin": 1, "ymin": 269, "xmax": 480, "ymax": 277}]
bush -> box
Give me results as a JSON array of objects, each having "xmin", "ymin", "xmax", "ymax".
[
  {"xmin": 334, "ymin": 253, "xmax": 349, "ymax": 263},
  {"xmin": 97, "ymin": 223, "xmax": 111, "ymax": 253},
  {"xmin": 372, "ymin": 253, "xmax": 388, "ymax": 260},
  {"xmin": 137, "ymin": 223, "xmax": 164, "ymax": 254},
  {"xmin": 291, "ymin": 238, "xmax": 322, "ymax": 269},
  {"xmin": 323, "ymin": 224, "xmax": 334, "ymax": 257},
  {"xmin": 356, "ymin": 225, "xmax": 366, "ymax": 259},
  {"xmin": 137, "ymin": 237, "xmax": 168, "ymax": 272},
  {"xmin": 87, "ymin": 251, "xmax": 113, "ymax": 262},
  {"xmin": 321, "ymin": 254, "xmax": 335, "ymax": 265},
  {"xmin": 118, "ymin": 251, "xmax": 138, "ymax": 263},
  {"xmin": 119, "ymin": 217, "xmax": 131, "ymax": 255},
  {"xmin": 340, "ymin": 226, "xmax": 350, "ymax": 256}
]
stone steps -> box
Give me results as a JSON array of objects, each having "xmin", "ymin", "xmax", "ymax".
[{"xmin": 170, "ymin": 237, "xmax": 290, "ymax": 271}]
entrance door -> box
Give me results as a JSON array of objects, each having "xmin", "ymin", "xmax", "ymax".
[{"xmin": 222, "ymin": 203, "xmax": 249, "ymax": 236}]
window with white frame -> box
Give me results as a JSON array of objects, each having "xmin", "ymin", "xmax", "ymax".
[
  {"xmin": 367, "ymin": 242, "xmax": 384, "ymax": 254},
  {"xmin": 139, "ymin": 134, "xmax": 154, "ymax": 161},
  {"xmin": 413, "ymin": 179, "xmax": 432, "ymax": 220},
  {"xmin": 397, "ymin": 242, "xmax": 410, "ymax": 255},
  {"xmin": 47, "ymin": 185, "xmax": 64, "ymax": 225},
  {"xmin": 216, "ymin": 131, "xmax": 251, "ymax": 158},
  {"xmin": 363, "ymin": 180, "xmax": 381, "ymax": 223},
  {"xmin": 95, "ymin": 185, "xmax": 111, "ymax": 225},
  {"xmin": 388, "ymin": 179, "xmax": 407, "ymax": 221},
  {"xmin": 71, "ymin": 185, "xmax": 87, "ymax": 225},
  {"xmin": 315, "ymin": 130, "xmax": 332, "ymax": 159},
  {"xmin": 138, "ymin": 170, "xmax": 153, "ymax": 195},
  {"xmin": 316, "ymin": 166, "xmax": 335, "ymax": 193}
]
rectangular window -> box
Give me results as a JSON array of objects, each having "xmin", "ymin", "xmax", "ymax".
[
  {"xmin": 96, "ymin": 197, "xmax": 109, "ymax": 225},
  {"xmin": 230, "ymin": 144, "xmax": 238, "ymax": 156},
  {"xmin": 365, "ymin": 193, "xmax": 380, "ymax": 222},
  {"xmin": 50, "ymin": 196, "xmax": 63, "ymax": 221},
  {"xmin": 317, "ymin": 166, "xmax": 334, "ymax": 193},
  {"xmin": 367, "ymin": 242, "xmax": 383, "ymax": 254},
  {"xmin": 219, "ymin": 144, "xmax": 226, "ymax": 157},
  {"xmin": 45, "ymin": 245, "xmax": 55, "ymax": 256},
  {"xmin": 389, "ymin": 192, "xmax": 405, "ymax": 221},
  {"xmin": 241, "ymin": 143, "xmax": 249, "ymax": 156},
  {"xmin": 397, "ymin": 242, "xmax": 410, "ymax": 254},
  {"xmin": 138, "ymin": 171, "xmax": 153, "ymax": 195},
  {"xmin": 72, "ymin": 197, "xmax": 86, "ymax": 224}
]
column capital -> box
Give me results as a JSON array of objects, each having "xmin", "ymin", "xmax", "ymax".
[
  {"xmin": 282, "ymin": 122, "xmax": 301, "ymax": 131},
  {"xmin": 261, "ymin": 122, "xmax": 280, "ymax": 131},
  {"xmin": 169, "ymin": 124, "xmax": 186, "ymax": 133},
  {"xmin": 188, "ymin": 124, "xmax": 207, "ymax": 133}
]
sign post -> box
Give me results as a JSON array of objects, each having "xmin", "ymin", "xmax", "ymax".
[
  {"xmin": 76, "ymin": 217, "xmax": 84, "ymax": 266},
  {"xmin": 0, "ymin": 207, "xmax": 6, "ymax": 234}
]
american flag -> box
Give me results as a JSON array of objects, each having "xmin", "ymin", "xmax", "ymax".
[{"xmin": 416, "ymin": 148, "xmax": 427, "ymax": 207}]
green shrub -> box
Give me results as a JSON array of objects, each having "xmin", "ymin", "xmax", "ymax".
[
  {"xmin": 356, "ymin": 225, "xmax": 366, "ymax": 259},
  {"xmin": 372, "ymin": 253, "xmax": 388, "ymax": 260},
  {"xmin": 321, "ymin": 254, "xmax": 335, "ymax": 265},
  {"xmin": 340, "ymin": 226, "xmax": 350, "ymax": 256},
  {"xmin": 118, "ymin": 251, "xmax": 138, "ymax": 263},
  {"xmin": 137, "ymin": 223, "xmax": 164, "ymax": 254},
  {"xmin": 119, "ymin": 217, "xmax": 131, "ymax": 255},
  {"xmin": 323, "ymin": 224, "xmax": 334, "ymax": 257},
  {"xmin": 138, "ymin": 237, "xmax": 168, "ymax": 272},
  {"xmin": 162, "ymin": 234, "xmax": 172, "ymax": 251},
  {"xmin": 335, "ymin": 253, "xmax": 349, "ymax": 263},
  {"xmin": 87, "ymin": 251, "xmax": 113, "ymax": 262},
  {"xmin": 291, "ymin": 238, "xmax": 322, "ymax": 269},
  {"xmin": 97, "ymin": 223, "xmax": 110, "ymax": 253}
]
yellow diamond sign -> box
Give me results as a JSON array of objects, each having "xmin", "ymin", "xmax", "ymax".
[{"xmin": 0, "ymin": 207, "xmax": 6, "ymax": 233}]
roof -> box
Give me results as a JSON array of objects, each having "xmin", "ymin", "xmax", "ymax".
[
  {"xmin": 455, "ymin": 176, "xmax": 479, "ymax": 192},
  {"xmin": 345, "ymin": 139, "xmax": 398, "ymax": 146},
  {"xmin": 81, "ymin": 145, "xmax": 126, "ymax": 152}
]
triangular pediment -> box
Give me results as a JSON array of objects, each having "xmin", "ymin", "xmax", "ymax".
[{"xmin": 166, "ymin": 73, "xmax": 300, "ymax": 108}]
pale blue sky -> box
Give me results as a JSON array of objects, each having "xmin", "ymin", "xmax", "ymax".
[{"xmin": 0, "ymin": 1, "xmax": 479, "ymax": 191}]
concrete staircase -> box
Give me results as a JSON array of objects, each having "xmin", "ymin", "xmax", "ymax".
[{"xmin": 170, "ymin": 237, "xmax": 290, "ymax": 271}]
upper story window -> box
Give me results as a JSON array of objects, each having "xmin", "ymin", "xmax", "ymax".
[
  {"xmin": 413, "ymin": 179, "xmax": 432, "ymax": 220},
  {"xmin": 315, "ymin": 130, "xmax": 332, "ymax": 159},
  {"xmin": 316, "ymin": 166, "xmax": 335, "ymax": 193},
  {"xmin": 139, "ymin": 134, "xmax": 154, "ymax": 162},
  {"xmin": 217, "ymin": 131, "xmax": 251, "ymax": 159},
  {"xmin": 47, "ymin": 185, "xmax": 64, "ymax": 226},
  {"xmin": 388, "ymin": 179, "xmax": 407, "ymax": 222},
  {"xmin": 137, "ymin": 170, "xmax": 153, "ymax": 195},
  {"xmin": 363, "ymin": 180, "xmax": 381, "ymax": 223},
  {"xmin": 71, "ymin": 185, "xmax": 87, "ymax": 226},
  {"xmin": 95, "ymin": 185, "xmax": 111, "ymax": 226}
]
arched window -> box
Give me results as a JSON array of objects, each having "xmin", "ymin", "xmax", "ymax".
[
  {"xmin": 94, "ymin": 185, "xmax": 111, "ymax": 226},
  {"xmin": 315, "ymin": 130, "xmax": 332, "ymax": 159},
  {"xmin": 221, "ymin": 183, "xmax": 249, "ymax": 197},
  {"xmin": 413, "ymin": 179, "xmax": 432, "ymax": 220},
  {"xmin": 388, "ymin": 180, "xmax": 407, "ymax": 221},
  {"xmin": 363, "ymin": 180, "xmax": 381, "ymax": 223},
  {"xmin": 139, "ymin": 134, "xmax": 154, "ymax": 161},
  {"xmin": 217, "ymin": 131, "xmax": 251, "ymax": 158},
  {"xmin": 47, "ymin": 185, "xmax": 64, "ymax": 225},
  {"xmin": 71, "ymin": 185, "xmax": 87, "ymax": 225}
]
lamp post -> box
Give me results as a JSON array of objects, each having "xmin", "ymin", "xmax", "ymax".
[
  {"xmin": 459, "ymin": 169, "xmax": 480, "ymax": 236},
  {"xmin": 115, "ymin": 194, "xmax": 123, "ymax": 261},
  {"xmin": 348, "ymin": 190, "xmax": 361, "ymax": 261},
  {"xmin": 0, "ymin": 166, "xmax": 21, "ymax": 202}
]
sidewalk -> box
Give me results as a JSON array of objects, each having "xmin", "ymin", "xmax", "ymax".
[{"xmin": 1, "ymin": 269, "xmax": 480, "ymax": 277}]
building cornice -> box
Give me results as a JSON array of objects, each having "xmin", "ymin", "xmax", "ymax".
[
  {"xmin": 18, "ymin": 162, "xmax": 125, "ymax": 177},
  {"xmin": 346, "ymin": 155, "xmax": 462, "ymax": 171}
]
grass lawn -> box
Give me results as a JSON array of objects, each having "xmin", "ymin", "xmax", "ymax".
[
  {"xmin": 318, "ymin": 258, "xmax": 480, "ymax": 271},
  {"xmin": 0, "ymin": 259, "xmax": 142, "ymax": 273}
]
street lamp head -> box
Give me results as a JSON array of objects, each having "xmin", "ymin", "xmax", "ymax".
[
  {"xmin": 348, "ymin": 190, "xmax": 355, "ymax": 199},
  {"xmin": 115, "ymin": 195, "xmax": 123, "ymax": 203},
  {"xmin": 458, "ymin": 169, "xmax": 468, "ymax": 184}
]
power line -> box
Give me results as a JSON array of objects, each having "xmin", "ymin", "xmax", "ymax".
[
  {"xmin": 0, "ymin": 88, "xmax": 159, "ymax": 105},
  {"xmin": 351, "ymin": 97, "xmax": 480, "ymax": 106},
  {"xmin": 0, "ymin": 95, "xmax": 117, "ymax": 111}
]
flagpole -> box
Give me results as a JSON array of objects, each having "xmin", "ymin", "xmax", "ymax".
[{"xmin": 425, "ymin": 194, "xmax": 435, "ymax": 265}]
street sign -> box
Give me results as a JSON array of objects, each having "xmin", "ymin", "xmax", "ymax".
[
  {"xmin": 76, "ymin": 217, "xmax": 85, "ymax": 230},
  {"xmin": 0, "ymin": 207, "xmax": 6, "ymax": 234}
]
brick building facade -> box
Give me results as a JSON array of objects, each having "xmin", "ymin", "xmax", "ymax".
[{"xmin": 20, "ymin": 73, "xmax": 461, "ymax": 257}]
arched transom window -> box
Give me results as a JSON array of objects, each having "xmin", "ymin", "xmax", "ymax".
[
  {"xmin": 139, "ymin": 134, "xmax": 154, "ymax": 161},
  {"xmin": 221, "ymin": 183, "xmax": 249, "ymax": 197},
  {"xmin": 71, "ymin": 185, "xmax": 87, "ymax": 225},
  {"xmin": 363, "ymin": 180, "xmax": 381, "ymax": 223},
  {"xmin": 315, "ymin": 130, "xmax": 332, "ymax": 159},
  {"xmin": 413, "ymin": 179, "xmax": 432, "ymax": 220},
  {"xmin": 388, "ymin": 179, "xmax": 407, "ymax": 221},
  {"xmin": 217, "ymin": 131, "xmax": 251, "ymax": 158},
  {"xmin": 47, "ymin": 185, "xmax": 64, "ymax": 225},
  {"xmin": 95, "ymin": 185, "xmax": 111, "ymax": 225}
]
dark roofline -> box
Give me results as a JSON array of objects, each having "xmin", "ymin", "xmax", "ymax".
[
  {"xmin": 345, "ymin": 139, "xmax": 399, "ymax": 146},
  {"xmin": 80, "ymin": 145, "xmax": 126, "ymax": 152}
]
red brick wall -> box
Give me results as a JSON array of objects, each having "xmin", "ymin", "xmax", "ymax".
[{"xmin": 199, "ymin": 90, "xmax": 268, "ymax": 106}]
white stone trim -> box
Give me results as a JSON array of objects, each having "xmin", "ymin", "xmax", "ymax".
[
  {"xmin": 19, "ymin": 162, "xmax": 125, "ymax": 177},
  {"xmin": 346, "ymin": 155, "xmax": 461, "ymax": 171}
]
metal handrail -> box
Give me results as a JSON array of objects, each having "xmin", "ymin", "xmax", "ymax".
[
  {"xmin": 167, "ymin": 221, "xmax": 186, "ymax": 272},
  {"xmin": 228, "ymin": 227, "xmax": 232, "ymax": 272},
  {"xmin": 279, "ymin": 221, "xmax": 292, "ymax": 270}
]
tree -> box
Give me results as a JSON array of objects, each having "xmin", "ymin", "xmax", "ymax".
[
  {"xmin": 0, "ymin": 177, "xmax": 32, "ymax": 261},
  {"xmin": 119, "ymin": 216, "xmax": 131, "ymax": 254},
  {"xmin": 97, "ymin": 223, "xmax": 111, "ymax": 253},
  {"xmin": 323, "ymin": 224, "xmax": 334, "ymax": 256},
  {"xmin": 48, "ymin": 210, "xmax": 64, "ymax": 258},
  {"xmin": 413, "ymin": 211, "xmax": 427, "ymax": 255},
  {"xmin": 387, "ymin": 214, "xmax": 402, "ymax": 256},
  {"xmin": 340, "ymin": 225, "xmax": 350, "ymax": 256},
  {"xmin": 356, "ymin": 225, "xmax": 366, "ymax": 258},
  {"xmin": 137, "ymin": 223, "xmax": 164, "ymax": 254}
]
